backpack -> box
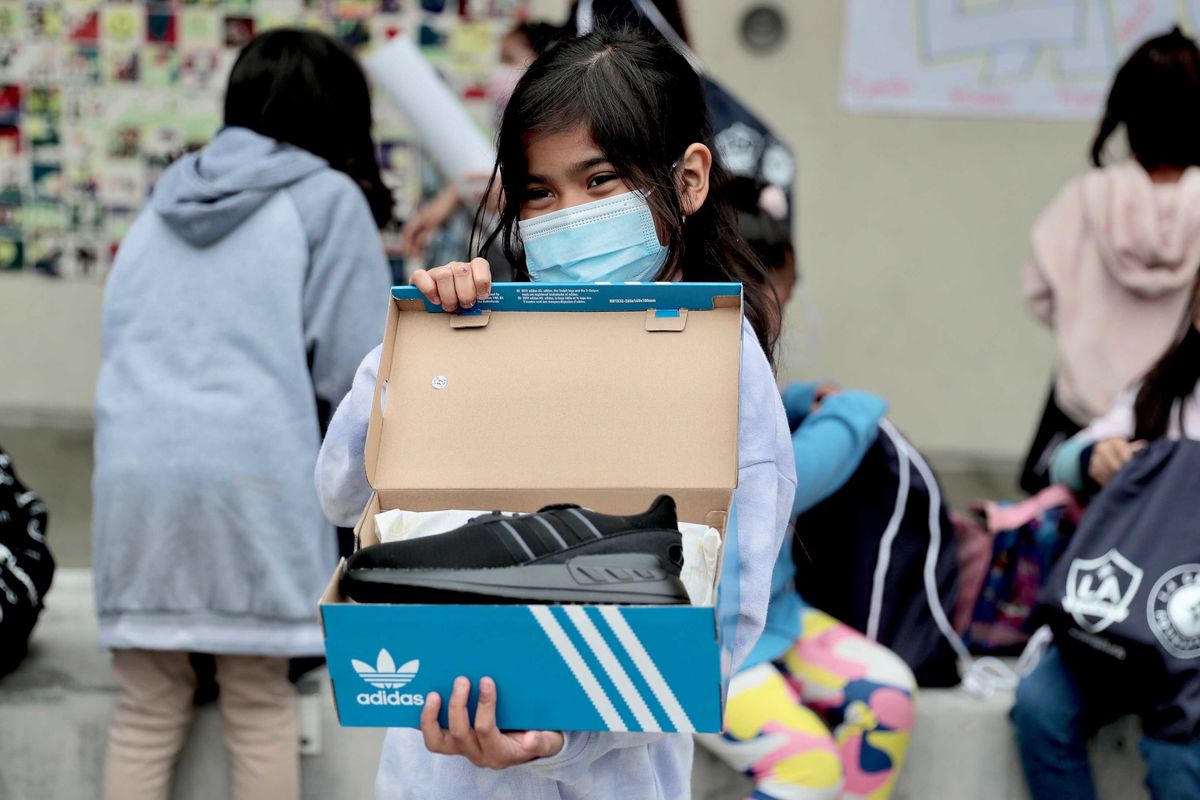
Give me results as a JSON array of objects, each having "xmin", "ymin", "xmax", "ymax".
[
  {"xmin": 1038, "ymin": 438, "xmax": 1200, "ymax": 740},
  {"xmin": 792, "ymin": 421, "xmax": 962, "ymax": 687},
  {"xmin": 0, "ymin": 445, "xmax": 54, "ymax": 677},
  {"xmin": 961, "ymin": 486, "xmax": 1080, "ymax": 655}
]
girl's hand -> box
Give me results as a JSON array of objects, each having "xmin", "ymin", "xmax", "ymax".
[
  {"xmin": 1089, "ymin": 438, "xmax": 1145, "ymax": 487},
  {"xmin": 411, "ymin": 258, "xmax": 492, "ymax": 312},
  {"xmin": 421, "ymin": 677, "xmax": 564, "ymax": 769},
  {"xmin": 811, "ymin": 383, "xmax": 841, "ymax": 413},
  {"xmin": 399, "ymin": 186, "xmax": 461, "ymax": 260}
]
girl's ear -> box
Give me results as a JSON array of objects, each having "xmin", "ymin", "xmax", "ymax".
[{"xmin": 678, "ymin": 142, "xmax": 712, "ymax": 216}]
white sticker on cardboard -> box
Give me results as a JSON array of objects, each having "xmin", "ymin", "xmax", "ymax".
[{"xmin": 432, "ymin": 376, "xmax": 448, "ymax": 390}]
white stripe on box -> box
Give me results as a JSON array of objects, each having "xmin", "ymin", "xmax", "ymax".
[
  {"xmin": 597, "ymin": 606, "xmax": 694, "ymax": 731},
  {"xmin": 564, "ymin": 607, "xmax": 660, "ymax": 732},
  {"xmin": 529, "ymin": 606, "xmax": 626, "ymax": 730}
]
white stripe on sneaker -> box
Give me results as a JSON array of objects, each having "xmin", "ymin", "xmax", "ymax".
[
  {"xmin": 498, "ymin": 520, "xmax": 536, "ymax": 560},
  {"xmin": 530, "ymin": 607, "xmax": 626, "ymax": 730},
  {"xmin": 597, "ymin": 606, "xmax": 693, "ymax": 731},
  {"xmin": 566, "ymin": 508, "xmax": 603, "ymax": 539},
  {"xmin": 564, "ymin": 607, "xmax": 660, "ymax": 732},
  {"xmin": 531, "ymin": 515, "xmax": 569, "ymax": 549}
]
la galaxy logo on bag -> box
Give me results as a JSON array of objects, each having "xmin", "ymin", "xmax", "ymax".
[
  {"xmin": 352, "ymin": 649, "xmax": 424, "ymax": 706},
  {"xmin": 1148, "ymin": 564, "xmax": 1200, "ymax": 659},
  {"xmin": 1063, "ymin": 548, "xmax": 1144, "ymax": 633}
]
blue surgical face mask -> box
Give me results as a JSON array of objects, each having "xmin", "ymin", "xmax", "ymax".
[{"xmin": 518, "ymin": 190, "xmax": 668, "ymax": 283}]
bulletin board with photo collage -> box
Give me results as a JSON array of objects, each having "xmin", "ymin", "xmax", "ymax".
[{"xmin": 0, "ymin": 0, "xmax": 528, "ymax": 279}]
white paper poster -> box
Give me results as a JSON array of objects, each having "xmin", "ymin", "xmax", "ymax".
[{"xmin": 842, "ymin": 0, "xmax": 1200, "ymax": 120}]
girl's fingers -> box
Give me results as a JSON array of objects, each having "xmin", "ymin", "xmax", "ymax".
[
  {"xmin": 470, "ymin": 257, "xmax": 493, "ymax": 301},
  {"xmin": 434, "ymin": 266, "xmax": 460, "ymax": 312},
  {"xmin": 1098, "ymin": 453, "xmax": 1118, "ymax": 477},
  {"xmin": 473, "ymin": 677, "xmax": 501, "ymax": 744},
  {"xmin": 410, "ymin": 269, "xmax": 440, "ymax": 306},
  {"xmin": 452, "ymin": 261, "xmax": 478, "ymax": 309},
  {"xmin": 413, "ymin": 260, "xmax": 491, "ymax": 311},
  {"xmin": 447, "ymin": 677, "xmax": 483, "ymax": 761},
  {"xmin": 420, "ymin": 692, "xmax": 455, "ymax": 755},
  {"xmin": 522, "ymin": 731, "xmax": 565, "ymax": 759}
]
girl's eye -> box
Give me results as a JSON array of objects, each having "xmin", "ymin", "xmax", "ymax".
[
  {"xmin": 523, "ymin": 187, "xmax": 553, "ymax": 202},
  {"xmin": 588, "ymin": 173, "xmax": 618, "ymax": 189}
]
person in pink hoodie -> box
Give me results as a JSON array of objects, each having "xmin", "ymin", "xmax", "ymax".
[{"xmin": 1019, "ymin": 27, "xmax": 1200, "ymax": 494}]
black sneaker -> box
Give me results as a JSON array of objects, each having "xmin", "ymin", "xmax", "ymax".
[{"xmin": 340, "ymin": 495, "xmax": 689, "ymax": 605}]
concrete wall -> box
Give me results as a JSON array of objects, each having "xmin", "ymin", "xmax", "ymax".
[
  {"xmin": 0, "ymin": 274, "xmax": 103, "ymax": 425},
  {"xmin": 679, "ymin": 0, "xmax": 1087, "ymax": 460},
  {"xmin": 0, "ymin": 1, "xmax": 1095, "ymax": 460}
]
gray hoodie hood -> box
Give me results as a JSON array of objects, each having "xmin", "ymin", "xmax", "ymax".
[{"xmin": 152, "ymin": 126, "xmax": 327, "ymax": 247}]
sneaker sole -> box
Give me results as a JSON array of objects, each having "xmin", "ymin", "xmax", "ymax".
[{"xmin": 341, "ymin": 553, "xmax": 691, "ymax": 606}]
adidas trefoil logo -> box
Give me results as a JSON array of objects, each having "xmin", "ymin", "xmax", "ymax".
[
  {"xmin": 352, "ymin": 649, "xmax": 424, "ymax": 707},
  {"xmin": 352, "ymin": 649, "xmax": 419, "ymax": 689}
]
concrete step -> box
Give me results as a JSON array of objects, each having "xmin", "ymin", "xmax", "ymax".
[
  {"xmin": 692, "ymin": 688, "xmax": 1145, "ymax": 800},
  {"xmin": 0, "ymin": 570, "xmax": 383, "ymax": 800},
  {"xmin": 1, "ymin": 570, "xmax": 1148, "ymax": 800}
]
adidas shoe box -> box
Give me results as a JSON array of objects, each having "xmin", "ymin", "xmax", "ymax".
[{"xmin": 320, "ymin": 282, "xmax": 742, "ymax": 733}]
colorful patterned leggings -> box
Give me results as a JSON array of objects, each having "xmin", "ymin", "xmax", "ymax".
[{"xmin": 699, "ymin": 608, "xmax": 916, "ymax": 800}]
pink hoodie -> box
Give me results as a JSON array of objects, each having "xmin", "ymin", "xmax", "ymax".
[{"xmin": 1023, "ymin": 161, "xmax": 1200, "ymax": 424}]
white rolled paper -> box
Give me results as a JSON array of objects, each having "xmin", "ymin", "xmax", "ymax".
[{"xmin": 366, "ymin": 37, "xmax": 497, "ymax": 194}]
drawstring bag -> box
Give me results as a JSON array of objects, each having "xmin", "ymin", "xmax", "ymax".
[
  {"xmin": 0, "ymin": 445, "xmax": 54, "ymax": 677},
  {"xmin": 1038, "ymin": 439, "xmax": 1200, "ymax": 740},
  {"xmin": 792, "ymin": 420, "xmax": 963, "ymax": 687}
]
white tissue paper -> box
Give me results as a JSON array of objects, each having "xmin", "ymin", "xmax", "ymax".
[
  {"xmin": 375, "ymin": 508, "xmax": 491, "ymax": 544},
  {"xmin": 374, "ymin": 508, "xmax": 722, "ymax": 606},
  {"xmin": 678, "ymin": 522, "xmax": 722, "ymax": 607}
]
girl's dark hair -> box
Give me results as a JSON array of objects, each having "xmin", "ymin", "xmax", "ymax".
[
  {"xmin": 1091, "ymin": 27, "xmax": 1200, "ymax": 170},
  {"xmin": 224, "ymin": 29, "xmax": 392, "ymax": 228},
  {"xmin": 1134, "ymin": 276, "xmax": 1200, "ymax": 440},
  {"xmin": 475, "ymin": 28, "xmax": 780, "ymax": 363},
  {"xmin": 511, "ymin": 21, "xmax": 563, "ymax": 57},
  {"xmin": 572, "ymin": 0, "xmax": 689, "ymax": 44}
]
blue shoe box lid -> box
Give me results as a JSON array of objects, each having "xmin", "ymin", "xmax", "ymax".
[{"xmin": 320, "ymin": 282, "xmax": 743, "ymax": 732}]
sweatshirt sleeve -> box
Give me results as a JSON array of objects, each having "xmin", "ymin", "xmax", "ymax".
[
  {"xmin": 790, "ymin": 390, "xmax": 887, "ymax": 516},
  {"xmin": 781, "ymin": 380, "xmax": 819, "ymax": 430},
  {"xmin": 315, "ymin": 345, "xmax": 381, "ymax": 526},
  {"xmin": 1080, "ymin": 387, "xmax": 1138, "ymax": 443},
  {"xmin": 1022, "ymin": 256, "xmax": 1055, "ymax": 327},
  {"xmin": 528, "ymin": 732, "xmax": 671, "ymax": 782},
  {"xmin": 729, "ymin": 323, "xmax": 798, "ymax": 672},
  {"xmin": 1048, "ymin": 431, "xmax": 1094, "ymax": 492},
  {"xmin": 293, "ymin": 171, "xmax": 392, "ymax": 431},
  {"xmin": 1024, "ymin": 176, "xmax": 1088, "ymax": 328}
]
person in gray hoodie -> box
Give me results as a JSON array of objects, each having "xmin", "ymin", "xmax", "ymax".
[{"xmin": 92, "ymin": 30, "xmax": 392, "ymax": 800}]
